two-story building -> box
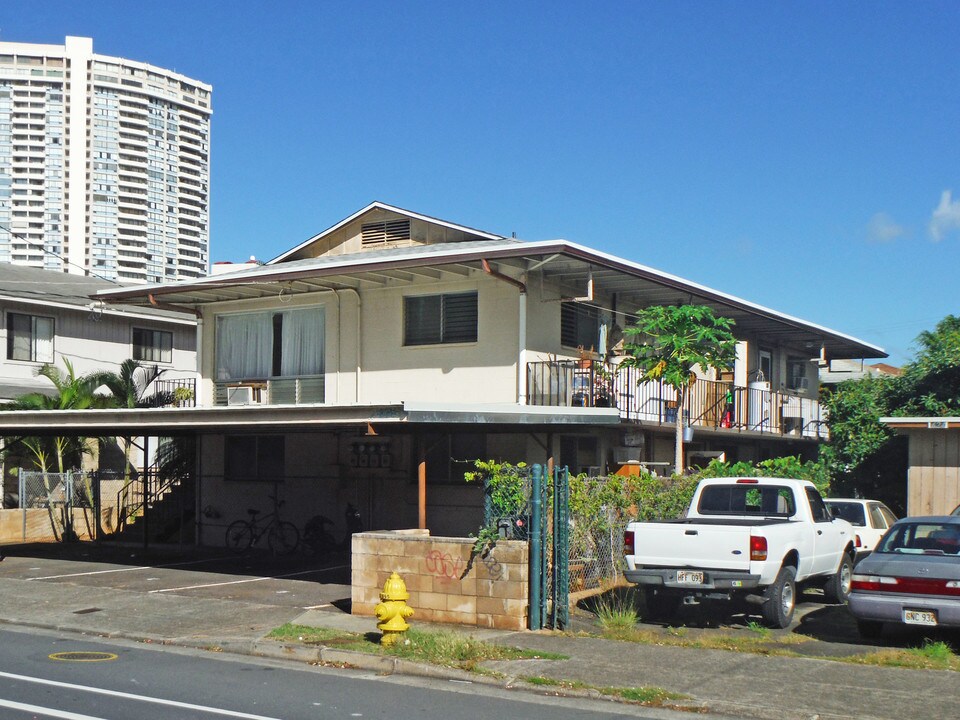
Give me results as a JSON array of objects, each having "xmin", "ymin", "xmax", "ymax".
[
  {"xmin": 71, "ymin": 202, "xmax": 883, "ymax": 543},
  {"xmin": 0, "ymin": 263, "xmax": 196, "ymax": 495}
]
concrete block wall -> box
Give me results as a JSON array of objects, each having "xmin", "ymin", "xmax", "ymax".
[{"xmin": 351, "ymin": 530, "xmax": 529, "ymax": 631}]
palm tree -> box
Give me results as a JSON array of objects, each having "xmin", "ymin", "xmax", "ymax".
[
  {"xmin": 2, "ymin": 359, "xmax": 106, "ymax": 540},
  {"xmin": 4, "ymin": 358, "xmax": 106, "ymax": 474}
]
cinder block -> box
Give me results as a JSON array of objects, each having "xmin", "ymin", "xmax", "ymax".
[
  {"xmin": 492, "ymin": 580, "xmax": 526, "ymax": 600},
  {"xmin": 351, "ymin": 602, "xmax": 377, "ymax": 617},
  {"xmin": 476, "ymin": 579, "xmax": 495, "ymax": 597},
  {"xmin": 417, "ymin": 592, "xmax": 447, "ymax": 611},
  {"xmin": 351, "ymin": 553, "xmax": 378, "ymax": 572},
  {"xmin": 490, "ymin": 614, "xmax": 526, "ymax": 631},
  {"xmin": 376, "ymin": 538, "xmax": 405, "ymax": 556},
  {"xmin": 446, "ymin": 595, "xmax": 477, "ymax": 615},
  {"xmin": 352, "ymin": 569, "xmax": 379, "ymax": 590},
  {"xmin": 477, "ymin": 596, "xmax": 508, "ymax": 616}
]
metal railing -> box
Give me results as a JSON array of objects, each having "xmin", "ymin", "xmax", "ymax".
[
  {"xmin": 151, "ymin": 378, "xmax": 197, "ymax": 407},
  {"xmin": 527, "ymin": 359, "xmax": 826, "ymax": 439},
  {"xmin": 213, "ymin": 376, "xmax": 325, "ymax": 406}
]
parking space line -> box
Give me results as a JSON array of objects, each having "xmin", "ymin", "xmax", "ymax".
[
  {"xmin": 28, "ymin": 556, "xmax": 236, "ymax": 581},
  {"xmin": 149, "ymin": 565, "xmax": 348, "ymax": 593}
]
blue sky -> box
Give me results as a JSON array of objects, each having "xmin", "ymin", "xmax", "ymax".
[{"xmin": 4, "ymin": 1, "xmax": 959, "ymax": 365}]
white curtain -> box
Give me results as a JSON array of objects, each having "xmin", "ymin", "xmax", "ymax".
[
  {"xmin": 33, "ymin": 317, "xmax": 53, "ymax": 363},
  {"xmin": 216, "ymin": 313, "xmax": 271, "ymax": 380},
  {"xmin": 280, "ymin": 307, "xmax": 324, "ymax": 376}
]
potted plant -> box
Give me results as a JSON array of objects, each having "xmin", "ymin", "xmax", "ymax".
[
  {"xmin": 576, "ymin": 345, "xmax": 595, "ymax": 369},
  {"xmin": 593, "ymin": 364, "xmax": 614, "ymax": 407}
]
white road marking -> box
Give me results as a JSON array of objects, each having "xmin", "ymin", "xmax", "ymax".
[
  {"xmin": 0, "ymin": 670, "xmax": 283, "ymax": 719},
  {"xmin": 0, "ymin": 697, "xmax": 106, "ymax": 719},
  {"xmin": 148, "ymin": 565, "xmax": 347, "ymax": 593},
  {"xmin": 301, "ymin": 603, "xmax": 332, "ymax": 610},
  {"xmin": 29, "ymin": 556, "xmax": 234, "ymax": 581}
]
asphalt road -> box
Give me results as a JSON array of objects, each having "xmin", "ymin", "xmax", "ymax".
[{"xmin": 0, "ymin": 626, "xmax": 662, "ymax": 720}]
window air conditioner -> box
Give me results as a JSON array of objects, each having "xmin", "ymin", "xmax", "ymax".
[
  {"xmin": 227, "ymin": 386, "xmax": 258, "ymax": 406},
  {"xmin": 613, "ymin": 446, "xmax": 642, "ymax": 464}
]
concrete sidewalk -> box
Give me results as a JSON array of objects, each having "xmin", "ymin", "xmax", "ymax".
[{"xmin": 0, "ymin": 548, "xmax": 955, "ymax": 720}]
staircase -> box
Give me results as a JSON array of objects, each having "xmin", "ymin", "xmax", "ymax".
[{"xmin": 112, "ymin": 466, "xmax": 196, "ymax": 546}]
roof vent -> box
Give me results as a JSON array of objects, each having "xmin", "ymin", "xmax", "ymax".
[{"xmin": 361, "ymin": 219, "xmax": 410, "ymax": 246}]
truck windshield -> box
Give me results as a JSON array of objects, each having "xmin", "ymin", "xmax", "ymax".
[{"xmin": 698, "ymin": 485, "xmax": 796, "ymax": 517}]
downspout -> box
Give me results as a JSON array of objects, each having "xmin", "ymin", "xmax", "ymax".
[
  {"xmin": 336, "ymin": 288, "xmax": 362, "ymax": 403},
  {"xmin": 195, "ymin": 314, "xmax": 203, "ymax": 406},
  {"xmin": 481, "ymin": 260, "xmax": 528, "ymax": 404}
]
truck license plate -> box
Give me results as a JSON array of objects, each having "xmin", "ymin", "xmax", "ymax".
[
  {"xmin": 903, "ymin": 609, "xmax": 937, "ymax": 626},
  {"xmin": 676, "ymin": 571, "xmax": 704, "ymax": 585}
]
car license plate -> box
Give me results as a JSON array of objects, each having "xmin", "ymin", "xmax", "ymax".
[
  {"xmin": 677, "ymin": 571, "xmax": 704, "ymax": 585},
  {"xmin": 903, "ymin": 609, "xmax": 937, "ymax": 626}
]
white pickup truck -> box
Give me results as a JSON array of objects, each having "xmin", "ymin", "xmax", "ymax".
[{"xmin": 623, "ymin": 477, "xmax": 856, "ymax": 628}]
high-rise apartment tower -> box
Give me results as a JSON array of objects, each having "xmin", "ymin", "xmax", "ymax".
[{"xmin": 0, "ymin": 36, "xmax": 211, "ymax": 283}]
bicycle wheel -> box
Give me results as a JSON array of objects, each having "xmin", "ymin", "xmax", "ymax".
[
  {"xmin": 225, "ymin": 520, "xmax": 254, "ymax": 553},
  {"xmin": 267, "ymin": 521, "xmax": 300, "ymax": 556}
]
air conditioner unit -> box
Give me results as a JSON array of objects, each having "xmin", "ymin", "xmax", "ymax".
[
  {"xmin": 613, "ymin": 446, "xmax": 642, "ymax": 465},
  {"xmin": 227, "ymin": 386, "xmax": 259, "ymax": 406}
]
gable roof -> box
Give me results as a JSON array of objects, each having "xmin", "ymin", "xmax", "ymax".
[
  {"xmin": 94, "ymin": 203, "xmax": 886, "ymax": 360},
  {"xmin": 268, "ymin": 201, "xmax": 505, "ymax": 264}
]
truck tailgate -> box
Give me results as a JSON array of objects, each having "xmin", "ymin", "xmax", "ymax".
[{"xmin": 634, "ymin": 522, "xmax": 753, "ymax": 571}]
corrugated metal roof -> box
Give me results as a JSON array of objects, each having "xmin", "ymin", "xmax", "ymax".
[{"xmin": 0, "ymin": 263, "xmax": 194, "ymax": 323}]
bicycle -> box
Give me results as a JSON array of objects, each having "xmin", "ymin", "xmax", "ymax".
[{"xmin": 225, "ymin": 496, "xmax": 300, "ymax": 555}]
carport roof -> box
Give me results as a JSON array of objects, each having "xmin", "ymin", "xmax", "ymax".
[
  {"xmin": 0, "ymin": 402, "xmax": 621, "ymax": 435},
  {"xmin": 95, "ymin": 236, "xmax": 885, "ymax": 361}
]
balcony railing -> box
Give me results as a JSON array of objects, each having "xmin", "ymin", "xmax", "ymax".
[
  {"xmin": 527, "ymin": 360, "xmax": 826, "ymax": 439},
  {"xmin": 213, "ymin": 376, "xmax": 325, "ymax": 406},
  {"xmin": 149, "ymin": 378, "xmax": 196, "ymax": 408}
]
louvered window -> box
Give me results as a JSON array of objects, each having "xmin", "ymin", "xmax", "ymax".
[
  {"xmin": 404, "ymin": 291, "xmax": 478, "ymax": 346},
  {"xmin": 361, "ymin": 219, "xmax": 410, "ymax": 246},
  {"xmin": 560, "ymin": 303, "xmax": 600, "ymax": 349}
]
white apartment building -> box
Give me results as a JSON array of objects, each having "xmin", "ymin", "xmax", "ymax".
[{"xmin": 0, "ymin": 36, "xmax": 211, "ymax": 283}]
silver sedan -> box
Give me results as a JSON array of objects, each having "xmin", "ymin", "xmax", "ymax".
[{"xmin": 848, "ymin": 515, "xmax": 960, "ymax": 638}]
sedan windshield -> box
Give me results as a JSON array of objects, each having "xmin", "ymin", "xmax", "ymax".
[{"xmin": 877, "ymin": 521, "xmax": 960, "ymax": 556}]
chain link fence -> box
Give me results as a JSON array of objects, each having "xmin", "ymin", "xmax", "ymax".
[{"xmin": 568, "ymin": 504, "xmax": 631, "ymax": 593}]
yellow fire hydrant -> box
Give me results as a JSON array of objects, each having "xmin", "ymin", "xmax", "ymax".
[{"xmin": 375, "ymin": 572, "xmax": 414, "ymax": 646}]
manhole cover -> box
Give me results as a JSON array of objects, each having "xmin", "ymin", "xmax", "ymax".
[{"xmin": 49, "ymin": 651, "xmax": 118, "ymax": 662}]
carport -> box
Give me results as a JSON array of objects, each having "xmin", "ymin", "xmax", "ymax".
[{"xmin": 0, "ymin": 403, "xmax": 619, "ymax": 550}]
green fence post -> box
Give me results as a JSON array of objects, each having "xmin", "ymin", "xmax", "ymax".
[
  {"xmin": 529, "ymin": 464, "xmax": 543, "ymax": 630},
  {"xmin": 554, "ymin": 466, "xmax": 570, "ymax": 629}
]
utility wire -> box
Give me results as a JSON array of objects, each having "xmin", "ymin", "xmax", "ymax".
[{"xmin": 0, "ymin": 221, "xmax": 123, "ymax": 285}]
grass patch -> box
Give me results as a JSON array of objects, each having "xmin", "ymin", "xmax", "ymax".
[
  {"xmin": 845, "ymin": 639, "xmax": 960, "ymax": 672},
  {"xmin": 594, "ymin": 587, "xmax": 640, "ymax": 636},
  {"xmin": 383, "ymin": 628, "xmax": 566, "ymax": 670},
  {"xmin": 267, "ymin": 624, "xmax": 565, "ymax": 671},
  {"xmin": 523, "ymin": 676, "xmax": 687, "ymax": 705},
  {"xmin": 267, "ymin": 623, "xmax": 361, "ymax": 646}
]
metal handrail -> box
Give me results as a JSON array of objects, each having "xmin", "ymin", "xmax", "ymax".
[{"xmin": 527, "ymin": 359, "xmax": 827, "ymax": 439}]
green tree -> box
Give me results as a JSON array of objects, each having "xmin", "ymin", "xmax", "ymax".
[
  {"xmin": 3, "ymin": 359, "xmax": 107, "ymax": 474},
  {"xmin": 620, "ymin": 305, "xmax": 738, "ymax": 473},
  {"xmin": 819, "ymin": 315, "xmax": 960, "ymax": 511},
  {"xmin": 894, "ymin": 315, "xmax": 960, "ymax": 416}
]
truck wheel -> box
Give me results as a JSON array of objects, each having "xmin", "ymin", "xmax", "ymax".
[
  {"xmin": 823, "ymin": 553, "xmax": 854, "ymax": 604},
  {"xmin": 643, "ymin": 588, "xmax": 680, "ymax": 622},
  {"xmin": 856, "ymin": 620, "xmax": 883, "ymax": 639},
  {"xmin": 761, "ymin": 565, "xmax": 796, "ymax": 629}
]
